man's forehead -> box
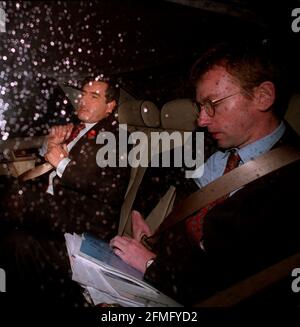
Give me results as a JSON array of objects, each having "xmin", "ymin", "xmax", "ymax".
[
  {"xmin": 199, "ymin": 65, "xmax": 233, "ymax": 83},
  {"xmin": 83, "ymin": 81, "xmax": 108, "ymax": 93},
  {"xmin": 196, "ymin": 66, "xmax": 238, "ymax": 97}
]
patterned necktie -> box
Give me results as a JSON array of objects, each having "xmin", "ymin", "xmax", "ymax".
[
  {"xmin": 185, "ymin": 150, "xmax": 241, "ymax": 244},
  {"xmin": 66, "ymin": 122, "xmax": 85, "ymax": 143}
]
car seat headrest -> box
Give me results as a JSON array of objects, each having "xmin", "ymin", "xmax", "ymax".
[
  {"xmin": 161, "ymin": 98, "xmax": 198, "ymax": 131},
  {"xmin": 285, "ymin": 94, "xmax": 300, "ymax": 136},
  {"xmin": 118, "ymin": 100, "xmax": 160, "ymax": 128}
]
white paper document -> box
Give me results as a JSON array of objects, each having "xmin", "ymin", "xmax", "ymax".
[{"xmin": 64, "ymin": 232, "xmax": 182, "ymax": 307}]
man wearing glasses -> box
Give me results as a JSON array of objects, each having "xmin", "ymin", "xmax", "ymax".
[{"xmin": 110, "ymin": 41, "xmax": 300, "ymax": 305}]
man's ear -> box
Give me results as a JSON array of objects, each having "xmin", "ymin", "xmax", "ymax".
[
  {"xmin": 254, "ymin": 81, "xmax": 276, "ymax": 112},
  {"xmin": 105, "ymin": 100, "xmax": 117, "ymax": 115}
]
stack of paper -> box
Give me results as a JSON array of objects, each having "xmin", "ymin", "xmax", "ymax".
[{"xmin": 64, "ymin": 232, "xmax": 182, "ymax": 307}]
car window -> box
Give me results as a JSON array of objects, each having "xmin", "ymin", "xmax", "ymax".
[{"xmin": 0, "ymin": 1, "xmax": 299, "ymax": 139}]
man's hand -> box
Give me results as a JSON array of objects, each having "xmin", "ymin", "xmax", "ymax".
[
  {"xmin": 110, "ymin": 236, "xmax": 156, "ymax": 274},
  {"xmin": 131, "ymin": 210, "xmax": 152, "ymax": 241},
  {"xmin": 45, "ymin": 143, "xmax": 69, "ymax": 168},
  {"xmin": 47, "ymin": 123, "xmax": 74, "ymax": 147}
]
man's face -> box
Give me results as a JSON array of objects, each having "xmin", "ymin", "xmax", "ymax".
[
  {"xmin": 196, "ymin": 65, "xmax": 259, "ymax": 149},
  {"xmin": 77, "ymin": 81, "xmax": 115, "ymax": 123}
]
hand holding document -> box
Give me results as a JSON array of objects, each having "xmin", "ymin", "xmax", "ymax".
[{"xmin": 65, "ymin": 233, "xmax": 182, "ymax": 307}]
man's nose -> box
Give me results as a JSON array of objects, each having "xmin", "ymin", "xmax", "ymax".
[
  {"xmin": 79, "ymin": 96, "xmax": 86, "ymax": 106},
  {"xmin": 197, "ymin": 107, "xmax": 211, "ymax": 127}
]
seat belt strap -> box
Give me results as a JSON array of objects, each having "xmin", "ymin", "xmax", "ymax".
[{"xmin": 153, "ymin": 145, "xmax": 300, "ymax": 237}]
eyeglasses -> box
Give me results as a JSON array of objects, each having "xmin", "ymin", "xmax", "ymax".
[{"xmin": 195, "ymin": 91, "xmax": 241, "ymax": 117}]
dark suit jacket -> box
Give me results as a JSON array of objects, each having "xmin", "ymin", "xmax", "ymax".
[
  {"xmin": 144, "ymin": 124, "xmax": 300, "ymax": 305},
  {"xmin": 0, "ymin": 115, "xmax": 131, "ymax": 306},
  {"xmin": 15, "ymin": 115, "xmax": 131, "ymax": 241}
]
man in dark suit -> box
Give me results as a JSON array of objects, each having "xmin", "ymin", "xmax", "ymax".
[
  {"xmin": 3, "ymin": 76, "xmax": 130, "ymax": 239},
  {"xmin": 110, "ymin": 42, "xmax": 300, "ymax": 306},
  {"xmin": 0, "ymin": 76, "xmax": 131, "ymax": 307}
]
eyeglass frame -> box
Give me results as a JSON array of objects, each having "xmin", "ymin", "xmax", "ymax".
[{"xmin": 194, "ymin": 91, "xmax": 242, "ymax": 118}]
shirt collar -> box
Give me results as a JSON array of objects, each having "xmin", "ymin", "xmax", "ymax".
[
  {"xmin": 84, "ymin": 122, "xmax": 97, "ymax": 130},
  {"xmin": 222, "ymin": 121, "xmax": 286, "ymax": 163}
]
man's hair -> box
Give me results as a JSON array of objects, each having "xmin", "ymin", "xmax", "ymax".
[
  {"xmin": 81, "ymin": 75, "xmax": 120, "ymax": 104},
  {"xmin": 190, "ymin": 41, "xmax": 286, "ymax": 116}
]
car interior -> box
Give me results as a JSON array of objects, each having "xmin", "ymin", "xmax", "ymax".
[{"xmin": 1, "ymin": 0, "xmax": 300, "ymax": 309}]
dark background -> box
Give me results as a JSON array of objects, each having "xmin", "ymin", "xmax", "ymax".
[{"xmin": 0, "ymin": 0, "xmax": 300, "ymax": 138}]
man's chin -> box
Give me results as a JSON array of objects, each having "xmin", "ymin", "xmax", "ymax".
[
  {"xmin": 216, "ymin": 140, "xmax": 231, "ymax": 150},
  {"xmin": 78, "ymin": 113, "xmax": 88, "ymax": 122}
]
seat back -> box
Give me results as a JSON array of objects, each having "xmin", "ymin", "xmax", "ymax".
[
  {"xmin": 118, "ymin": 98, "xmax": 198, "ymax": 236},
  {"xmin": 117, "ymin": 99, "xmax": 161, "ymax": 235},
  {"xmin": 285, "ymin": 93, "xmax": 300, "ymax": 136}
]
